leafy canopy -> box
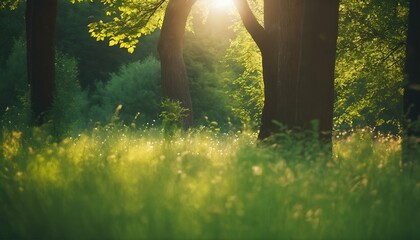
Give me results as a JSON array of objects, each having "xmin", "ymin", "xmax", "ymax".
[
  {"xmin": 0, "ymin": 0, "xmax": 21, "ymax": 10},
  {"xmin": 334, "ymin": 0, "xmax": 409, "ymax": 133},
  {"xmin": 82, "ymin": 0, "xmax": 167, "ymax": 53}
]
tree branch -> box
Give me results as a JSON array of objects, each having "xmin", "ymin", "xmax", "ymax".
[
  {"xmin": 233, "ymin": 0, "xmax": 266, "ymax": 49},
  {"xmin": 381, "ymin": 41, "xmax": 405, "ymax": 64},
  {"xmin": 143, "ymin": 0, "xmax": 167, "ymax": 26}
]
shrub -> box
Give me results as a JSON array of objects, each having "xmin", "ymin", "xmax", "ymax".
[
  {"xmin": 0, "ymin": 38, "xmax": 27, "ymax": 115},
  {"xmin": 49, "ymin": 53, "xmax": 89, "ymax": 137},
  {"xmin": 90, "ymin": 57, "xmax": 161, "ymax": 126},
  {"xmin": 160, "ymin": 99, "xmax": 189, "ymax": 139}
]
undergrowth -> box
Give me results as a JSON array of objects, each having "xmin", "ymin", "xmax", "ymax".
[{"xmin": 0, "ymin": 126, "xmax": 419, "ymax": 239}]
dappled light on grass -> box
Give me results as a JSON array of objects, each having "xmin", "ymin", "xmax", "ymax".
[{"xmin": 0, "ymin": 127, "xmax": 419, "ymax": 239}]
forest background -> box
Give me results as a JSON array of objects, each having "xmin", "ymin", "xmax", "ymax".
[
  {"xmin": 1, "ymin": 1, "xmax": 419, "ymax": 239},
  {"xmin": 0, "ymin": 0, "xmax": 408, "ymax": 135}
]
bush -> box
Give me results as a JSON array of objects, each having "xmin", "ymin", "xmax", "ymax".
[
  {"xmin": 90, "ymin": 57, "xmax": 161, "ymax": 126},
  {"xmin": 160, "ymin": 99, "xmax": 189, "ymax": 139},
  {"xmin": 0, "ymin": 38, "xmax": 27, "ymax": 115},
  {"xmin": 50, "ymin": 53, "xmax": 89, "ymax": 137}
]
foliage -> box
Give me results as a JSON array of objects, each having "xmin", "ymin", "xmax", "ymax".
[
  {"xmin": 0, "ymin": 39, "xmax": 31, "ymax": 132},
  {"xmin": 223, "ymin": 1, "xmax": 264, "ymax": 129},
  {"xmin": 0, "ymin": 5, "xmax": 25, "ymax": 65},
  {"xmin": 224, "ymin": 0, "xmax": 409, "ymax": 133},
  {"xmin": 57, "ymin": 0, "xmax": 160, "ymax": 88},
  {"xmin": 226, "ymin": 65, "xmax": 263, "ymax": 130},
  {"xmin": 0, "ymin": 0, "xmax": 21, "ymax": 10},
  {"xmin": 334, "ymin": 0, "xmax": 409, "ymax": 133},
  {"xmin": 90, "ymin": 57, "xmax": 162, "ymax": 125},
  {"xmin": 0, "ymin": 0, "xmax": 159, "ymax": 89},
  {"xmin": 0, "ymin": 38, "xmax": 88, "ymax": 136},
  {"xmin": 88, "ymin": 15, "xmax": 240, "ymax": 130},
  {"xmin": 86, "ymin": 0, "xmax": 167, "ymax": 53},
  {"xmin": 184, "ymin": 14, "xmax": 238, "ymax": 129},
  {"xmin": 0, "ymin": 126, "xmax": 419, "ymax": 239},
  {"xmin": 49, "ymin": 54, "xmax": 89, "ymax": 137},
  {"xmin": 160, "ymin": 99, "xmax": 188, "ymax": 138},
  {"xmin": 0, "ymin": 38, "xmax": 28, "ymax": 115},
  {"xmin": 0, "ymin": 40, "xmax": 30, "ymax": 134},
  {"xmin": 0, "ymin": 0, "xmax": 412, "ymax": 134},
  {"xmin": 85, "ymin": 0, "xmax": 236, "ymax": 53}
]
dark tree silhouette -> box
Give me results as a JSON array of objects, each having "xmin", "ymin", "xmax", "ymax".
[
  {"xmin": 234, "ymin": 0, "xmax": 339, "ymax": 141},
  {"xmin": 26, "ymin": 0, "xmax": 57, "ymax": 125},
  {"xmin": 403, "ymin": 0, "xmax": 420, "ymax": 164}
]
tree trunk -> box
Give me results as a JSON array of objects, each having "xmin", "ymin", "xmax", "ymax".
[
  {"xmin": 234, "ymin": 0, "xmax": 339, "ymax": 142},
  {"xmin": 158, "ymin": 0, "xmax": 196, "ymax": 128},
  {"xmin": 259, "ymin": 1, "xmax": 306, "ymax": 139},
  {"xmin": 26, "ymin": 0, "xmax": 57, "ymax": 125},
  {"xmin": 292, "ymin": 0, "xmax": 339, "ymax": 141},
  {"xmin": 403, "ymin": 0, "xmax": 420, "ymax": 164}
]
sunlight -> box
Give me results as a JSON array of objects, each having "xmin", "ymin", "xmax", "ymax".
[{"xmin": 211, "ymin": 0, "xmax": 234, "ymax": 11}]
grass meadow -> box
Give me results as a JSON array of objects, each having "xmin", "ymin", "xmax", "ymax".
[{"xmin": 1, "ymin": 126, "xmax": 419, "ymax": 239}]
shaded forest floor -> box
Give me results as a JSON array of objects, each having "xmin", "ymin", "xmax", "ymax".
[{"xmin": 1, "ymin": 126, "xmax": 419, "ymax": 239}]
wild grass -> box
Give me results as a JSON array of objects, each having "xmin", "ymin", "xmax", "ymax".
[{"xmin": 0, "ymin": 126, "xmax": 419, "ymax": 239}]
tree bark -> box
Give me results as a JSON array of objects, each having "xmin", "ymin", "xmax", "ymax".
[
  {"xmin": 259, "ymin": 0, "xmax": 306, "ymax": 139},
  {"xmin": 234, "ymin": 0, "xmax": 339, "ymax": 142},
  {"xmin": 293, "ymin": 0, "xmax": 339, "ymax": 141},
  {"xmin": 403, "ymin": 0, "xmax": 420, "ymax": 164},
  {"xmin": 26, "ymin": 0, "xmax": 57, "ymax": 126},
  {"xmin": 158, "ymin": 0, "xmax": 196, "ymax": 128}
]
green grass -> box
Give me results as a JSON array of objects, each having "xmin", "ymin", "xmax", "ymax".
[{"xmin": 1, "ymin": 126, "xmax": 419, "ymax": 239}]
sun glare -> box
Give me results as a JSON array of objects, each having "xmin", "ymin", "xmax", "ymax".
[{"xmin": 211, "ymin": 0, "xmax": 234, "ymax": 11}]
